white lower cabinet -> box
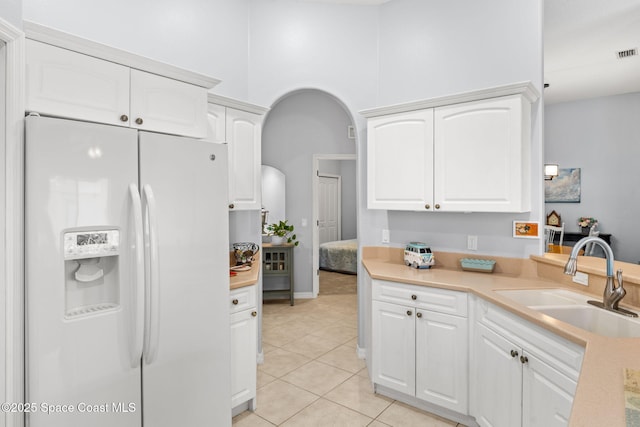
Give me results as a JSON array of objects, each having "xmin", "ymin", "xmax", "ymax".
[
  {"xmin": 371, "ymin": 280, "xmax": 468, "ymax": 414},
  {"xmin": 415, "ymin": 310, "xmax": 468, "ymax": 412},
  {"xmin": 370, "ymin": 281, "xmax": 585, "ymax": 426},
  {"xmin": 471, "ymin": 298, "xmax": 583, "ymax": 427},
  {"xmin": 230, "ymin": 285, "xmax": 257, "ymax": 413},
  {"xmin": 372, "ymin": 300, "xmax": 416, "ymax": 395}
]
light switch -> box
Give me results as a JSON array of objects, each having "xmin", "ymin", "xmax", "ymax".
[
  {"xmin": 382, "ymin": 229, "xmax": 390, "ymax": 243},
  {"xmin": 467, "ymin": 235, "xmax": 478, "ymax": 250}
]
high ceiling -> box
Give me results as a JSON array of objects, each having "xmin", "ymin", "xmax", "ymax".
[
  {"xmin": 544, "ymin": 0, "xmax": 640, "ymax": 104},
  {"xmin": 294, "ymin": 0, "xmax": 640, "ymax": 104}
]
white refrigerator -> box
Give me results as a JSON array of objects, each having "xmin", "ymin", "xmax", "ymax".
[{"xmin": 25, "ymin": 116, "xmax": 231, "ymax": 426}]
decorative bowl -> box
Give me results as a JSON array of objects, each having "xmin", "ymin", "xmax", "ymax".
[
  {"xmin": 232, "ymin": 242, "xmax": 259, "ymax": 266},
  {"xmin": 460, "ymin": 258, "xmax": 496, "ymax": 273}
]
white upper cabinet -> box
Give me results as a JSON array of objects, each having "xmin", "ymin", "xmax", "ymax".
[
  {"xmin": 206, "ymin": 103, "xmax": 227, "ymax": 144},
  {"xmin": 130, "ymin": 69, "xmax": 207, "ymax": 137},
  {"xmin": 226, "ymin": 108, "xmax": 263, "ymax": 210},
  {"xmin": 361, "ymin": 82, "xmax": 539, "ymax": 213},
  {"xmin": 26, "ymin": 39, "xmax": 130, "ymax": 127},
  {"xmin": 207, "ymin": 95, "xmax": 269, "ymax": 211},
  {"xmin": 434, "ymin": 95, "xmax": 530, "ymax": 212},
  {"xmin": 25, "ymin": 34, "xmax": 214, "ymax": 138},
  {"xmin": 367, "ymin": 109, "xmax": 434, "ymax": 210}
]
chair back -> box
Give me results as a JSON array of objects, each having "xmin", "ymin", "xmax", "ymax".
[
  {"xmin": 544, "ymin": 223, "xmax": 565, "ymax": 251},
  {"xmin": 585, "ymin": 225, "xmax": 600, "ymax": 256}
]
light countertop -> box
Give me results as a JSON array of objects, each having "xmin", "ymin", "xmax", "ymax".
[
  {"xmin": 362, "ymin": 246, "xmax": 640, "ymax": 427},
  {"xmin": 229, "ymin": 249, "xmax": 260, "ymax": 290}
]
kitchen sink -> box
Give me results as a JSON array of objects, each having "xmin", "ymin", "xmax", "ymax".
[
  {"xmin": 497, "ymin": 288, "xmax": 640, "ymax": 338},
  {"xmin": 536, "ymin": 305, "xmax": 640, "ymax": 338},
  {"xmin": 496, "ymin": 288, "xmax": 585, "ymax": 307}
]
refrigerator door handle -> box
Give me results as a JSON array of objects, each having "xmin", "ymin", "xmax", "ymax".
[
  {"xmin": 129, "ymin": 184, "xmax": 145, "ymax": 367},
  {"xmin": 142, "ymin": 184, "xmax": 161, "ymax": 364}
]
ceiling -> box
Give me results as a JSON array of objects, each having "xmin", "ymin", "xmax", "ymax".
[
  {"xmin": 300, "ymin": 0, "xmax": 640, "ymax": 104},
  {"xmin": 544, "ymin": 0, "xmax": 640, "ymax": 104}
]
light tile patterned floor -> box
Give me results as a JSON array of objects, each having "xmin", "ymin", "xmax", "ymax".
[{"xmin": 233, "ymin": 286, "xmax": 467, "ymax": 426}]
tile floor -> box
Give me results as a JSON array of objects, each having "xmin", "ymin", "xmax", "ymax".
[{"xmin": 232, "ymin": 284, "xmax": 467, "ymax": 426}]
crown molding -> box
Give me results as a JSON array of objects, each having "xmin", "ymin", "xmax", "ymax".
[
  {"xmin": 23, "ymin": 21, "xmax": 221, "ymax": 89},
  {"xmin": 360, "ymin": 81, "xmax": 540, "ymax": 118},
  {"xmin": 208, "ymin": 93, "xmax": 270, "ymax": 115}
]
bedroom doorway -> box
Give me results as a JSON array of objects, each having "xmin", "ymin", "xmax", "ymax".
[{"xmin": 312, "ymin": 154, "xmax": 357, "ymax": 297}]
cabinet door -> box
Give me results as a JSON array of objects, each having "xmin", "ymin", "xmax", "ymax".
[
  {"xmin": 230, "ymin": 308, "xmax": 257, "ymax": 409},
  {"xmin": 207, "ymin": 104, "xmax": 227, "ymax": 144},
  {"xmin": 226, "ymin": 108, "xmax": 262, "ymax": 210},
  {"xmin": 472, "ymin": 324, "xmax": 522, "ymax": 427},
  {"xmin": 130, "ymin": 69, "xmax": 208, "ymax": 138},
  {"xmin": 372, "ymin": 301, "xmax": 415, "ymax": 395},
  {"xmin": 434, "ymin": 95, "xmax": 529, "ymax": 212},
  {"xmin": 26, "ymin": 40, "xmax": 130, "ymax": 126},
  {"xmin": 522, "ymin": 352, "xmax": 576, "ymax": 427},
  {"xmin": 367, "ymin": 109, "xmax": 434, "ymax": 210},
  {"xmin": 415, "ymin": 310, "xmax": 468, "ymax": 414}
]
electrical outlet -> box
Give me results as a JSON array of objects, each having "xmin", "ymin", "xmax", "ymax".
[
  {"xmin": 382, "ymin": 229, "xmax": 390, "ymax": 243},
  {"xmin": 573, "ymin": 271, "xmax": 589, "ymax": 286},
  {"xmin": 467, "ymin": 235, "xmax": 478, "ymax": 250}
]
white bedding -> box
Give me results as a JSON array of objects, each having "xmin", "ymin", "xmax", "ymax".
[{"xmin": 319, "ymin": 239, "xmax": 358, "ymax": 274}]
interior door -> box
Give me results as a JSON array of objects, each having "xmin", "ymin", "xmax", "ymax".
[
  {"xmin": 318, "ymin": 174, "xmax": 341, "ymax": 244},
  {"xmin": 138, "ymin": 132, "xmax": 231, "ymax": 427}
]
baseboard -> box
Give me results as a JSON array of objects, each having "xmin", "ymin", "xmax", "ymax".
[
  {"xmin": 374, "ymin": 384, "xmax": 479, "ymax": 427},
  {"xmin": 293, "ymin": 292, "xmax": 315, "ymax": 299},
  {"xmin": 256, "ymin": 350, "xmax": 264, "ymax": 365},
  {"xmin": 356, "ymin": 345, "xmax": 366, "ymax": 359}
]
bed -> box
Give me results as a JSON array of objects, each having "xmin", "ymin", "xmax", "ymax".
[{"xmin": 319, "ymin": 239, "xmax": 358, "ymax": 274}]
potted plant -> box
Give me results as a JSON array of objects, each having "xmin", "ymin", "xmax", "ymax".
[
  {"xmin": 266, "ymin": 220, "xmax": 299, "ymax": 246},
  {"xmin": 578, "ymin": 217, "xmax": 598, "ymax": 234}
]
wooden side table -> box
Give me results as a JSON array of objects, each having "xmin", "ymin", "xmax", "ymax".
[{"xmin": 262, "ymin": 243, "xmax": 294, "ymax": 305}]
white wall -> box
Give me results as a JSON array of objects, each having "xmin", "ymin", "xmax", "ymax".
[
  {"xmin": 0, "ymin": 0, "xmax": 21, "ymax": 29},
  {"xmin": 378, "ymin": 0, "xmax": 542, "ymax": 104},
  {"xmin": 545, "ymin": 92, "xmax": 640, "ymax": 263},
  {"xmin": 247, "ymin": 0, "xmax": 379, "ymax": 114},
  {"xmin": 339, "ymin": 160, "xmax": 357, "ymax": 240},
  {"xmin": 262, "ymin": 90, "xmax": 356, "ymax": 295},
  {"xmin": 371, "ymin": 0, "xmax": 545, "ymax": 258},
  {"xmin": 22, "ymin": 0, "xmax": 250, "ymax": 98}
]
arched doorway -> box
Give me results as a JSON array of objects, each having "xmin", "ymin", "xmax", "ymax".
[{"xmin": 262, "ymin": 88, "xmax": 358, "ymax": 299}]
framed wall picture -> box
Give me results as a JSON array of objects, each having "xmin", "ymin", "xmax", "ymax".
[
  {"xmin": 513, "ymin": 221, "xmax": 539, "ymax": 239},
  {"xmin": 545, "ymin": 168, "xmax": 581, "ymax": 203}
]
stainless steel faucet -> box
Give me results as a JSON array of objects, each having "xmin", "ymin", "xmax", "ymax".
[{"xmin": 563, "ymin": 236, "xmax": 638, "ymax": 317}]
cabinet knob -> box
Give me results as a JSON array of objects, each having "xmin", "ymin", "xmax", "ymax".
[
  {"xmin": 510, "ymin": 349, "xmax": 519, "ymax": 358},
  {"xmin": 406, "ymin": 310, "xmax": 412, "ymax": 316},
  {"xmin": 251, "ymin": 311, "xmax": 257, "ymax": 317},
  {"xmin": 520, "ymin": 355, "xmax": 529, "ymax": 364},
  {"xmin": 425, "ymin": 204, "xmax": 430, "ymax": 209},
  {"xmin": 229, "ymin": 204, "xmax": 235, "ymax": 209},
  {"xmin": 416, "ymin": 312, "xmax": 422, "ymax": 318},
  {"xmin": 435, "ymin": 204, "xmax": 441, "ymax": 209},
  {"xmin": 120, "ymin": 114, "xmax": 129, "ymax": 122},
  {"xmin": 411, "ymin": 294, "xmax": 417, "ymax": 300},
  {"xmin": 135, "ymin": 117, "xmax": 144, "ymax": 125},
  {"xmin": 232, "ymin": 299, "xmax": 239, "ymax": 305}
]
